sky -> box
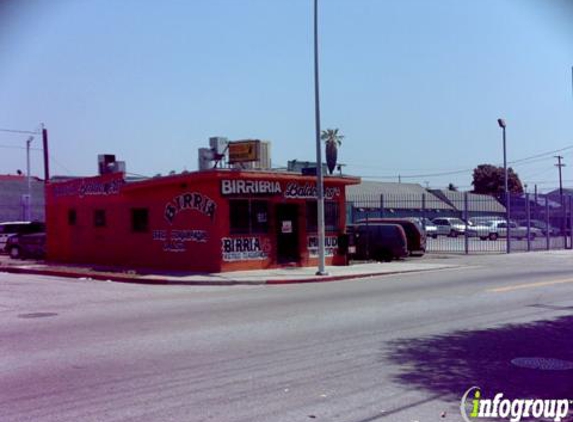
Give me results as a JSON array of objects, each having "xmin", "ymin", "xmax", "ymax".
[{"xmin": 0, "ymin": 0, "xmax": 572, "ymax": 191}]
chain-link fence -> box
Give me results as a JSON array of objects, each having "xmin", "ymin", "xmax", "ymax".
[
  {"xmin": 0, "ymin": 200, "xmax": 45, "ymax": 222},
  {"xmin": 346, "ymin": 192, "xmax": 573, "ymax": 254},
  {"xmin": 0, "ymin": 178, "xmax": 45, "ymax": 223}
]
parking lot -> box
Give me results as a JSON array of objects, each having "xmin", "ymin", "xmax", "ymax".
[{"xmin": 427, "ymin": 235, "xmax": 569, "ymax": 254}]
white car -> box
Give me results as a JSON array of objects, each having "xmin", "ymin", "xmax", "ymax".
[
  {"xmin": 432, "ymin": 217, "xmax": 466, "ymax": 237},
  {"xmin": 486, "ymin": 221, "xmax": 542, "ymax": 240},
  {"xmin": 466, "ymin": 222, "xmax": 500, "ymax": 240}
]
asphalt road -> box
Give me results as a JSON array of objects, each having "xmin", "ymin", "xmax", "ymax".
[{"xmin": 2, "ymin": 251, "xmax": 573, "ymax": 422}]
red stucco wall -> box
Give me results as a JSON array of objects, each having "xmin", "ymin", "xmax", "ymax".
[{"xmin": 45, "ymin": 170, "xmax": 359, "ymax": 273}]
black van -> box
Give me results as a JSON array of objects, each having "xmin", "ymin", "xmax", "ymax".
[
  {"xmin": 348, "ymin": 223, "xmax": 408, "ymax": 262},
  {"xmin": 355, "ymin": 218, "xmax": 426, "ymax": 256}
]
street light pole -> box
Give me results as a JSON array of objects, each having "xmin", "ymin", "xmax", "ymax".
[
  {"xmin": 498, "ymin": 118, "xmax": 510, "ymax": 253},
  {"xmin": 313, "ymin": 0, "xmax": 327, "ymax": 275},
  {"xmin": 25, "ymin": 136, "xmax": 33, "ymax": 221}
]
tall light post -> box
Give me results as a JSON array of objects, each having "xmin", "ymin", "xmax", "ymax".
[
  {"xmin": 25, "ymin": 136, "xmax": 34, "ymax": 220},
  {"xmin": 0, "ymin": 125, "xmax": 49, "ymax": 182},
  {"xmin": 313, "ymin": 0, "xmax": 327, "ymax": 275},
  {"xmin": 498, "ymin": 118, "xmax": 510, "ymax": 253}
]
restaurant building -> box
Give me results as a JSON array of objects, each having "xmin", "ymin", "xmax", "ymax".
[{"xmin": 45, "ymin": 169, "xmax": 360, "ymax": 272}]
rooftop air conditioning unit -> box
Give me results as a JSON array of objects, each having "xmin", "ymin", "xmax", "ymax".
[
  {"xmin": 198, "ymin": 148, "xmax": 215, "ymax": 171},
  {"xmin": 209, "ymin": 137, "xmax": 228, "ymax": 155},
  {"xmin": 98, "ymin": 154, "xmax": 116, "ymax": 175}
]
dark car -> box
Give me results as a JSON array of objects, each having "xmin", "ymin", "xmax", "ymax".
[
  {"xmin": 6, "ymin": 232, "xmax": 46, "ymax": 259},
  {"xmin": 0, "ymin": 221, "xmax": 45, "ymax": 253},
  {"xmin": 354, "ymin": 218, "xmax": 426, "ymax": 256},
  {"xmin": 348, "ymin": 223, "xmax": 408, "ymax": 262}
]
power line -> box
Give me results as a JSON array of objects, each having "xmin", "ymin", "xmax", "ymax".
[
  {"xmin": 0, "ymin": 128, "xmax": 39, "ymax": 135},
  {"xmin": 511, "ymin": 145, "xmax": 573, "ymax": 165},
  {"xmin": 351, "ymin": 143, "xmax": 573, "ymax": 179},
  {"xmin": 0, "ymin": 144, "xmax": 74, "ymax": 175},
  {"xmin": 0, "ymin": 144, "xmax": 42, "ymax": 151},
  {"xmin": 48, "ymin": 155, "xmax": 74, "ymax": 175}
]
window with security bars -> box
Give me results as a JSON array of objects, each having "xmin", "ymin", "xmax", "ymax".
[
  {"xmin": 306, "ymin": 201, "xmax": 339, "ymax": 232},
  {"xmin": 131, "ymin": 208, "xmax": 149, "ymax": 233},
  {"xmin": 229, "ymin": 200, "xmax": 269, "ymax": 234}
]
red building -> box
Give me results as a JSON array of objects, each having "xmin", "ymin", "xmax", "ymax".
[{"xmin": 45, "ymin": 170, "xmax": 360, "ymax": 272}]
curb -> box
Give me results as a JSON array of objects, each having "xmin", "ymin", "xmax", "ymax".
[
  {"xmin": 265, "ymin": 269, "xmax": 434, "ymax": 284},
  {"xmin": 0, "ymin": 265, "xmax": 452, "ymax": 286}
]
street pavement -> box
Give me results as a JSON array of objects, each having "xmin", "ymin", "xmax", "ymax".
[{"xmin": 2, "ymin": 251, "xmax": 573, "ymax": 422}]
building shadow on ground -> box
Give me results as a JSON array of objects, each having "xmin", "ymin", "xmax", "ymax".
[{"xmin": 384, "ymin": 313, "xmax": 573, "ymax": 402}]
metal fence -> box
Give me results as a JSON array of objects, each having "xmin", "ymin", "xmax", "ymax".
[
  {"xmin": 346, "ymin": 192, "xmax": 573, "ymax": 254},
  {"xmin": 0, "ymin": 201, "xmax": 45, "ymax": 223}
]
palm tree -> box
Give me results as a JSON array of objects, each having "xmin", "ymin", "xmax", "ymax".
[{"xmin": 321, "ymin": 128, "xmax": 344, "ymax": 175}]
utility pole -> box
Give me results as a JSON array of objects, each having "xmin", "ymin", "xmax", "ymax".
[
  {"xmin": 555, "ymin": 155, "xmax": 566, "ymax": 244},
  {"xmin": 555, "ymin": 155, "xmax": 565, "ymax": 201},
  {"xmin": 534, "ymin": 184, "xmax": 538, "ymax": 221},
  {"xmin": 42, "ymin": 124, "xmax": 50, "ymax": 182},
  {"xmin": 313, "ymin": 0, "xmax": 327, "ymax": 275},
  {"xmin": 0, "ymin": 125, "xmax": 49, "ymax": 183}
]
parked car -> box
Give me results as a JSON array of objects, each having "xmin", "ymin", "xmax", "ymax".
[
  {"xmin": 518, "ymin": 219, "xmax": 560, "ymax": 236},
  {"xmin": 6, "ymin": 232, "xmax": 46, "ymax": 259},
  {"xmin": 486, "ymin": 221, "xmax": 542, "ymax": 239},
  {"xmin": 432, "ymin": 217, "xmax": 467, "ymax": 237},
  {"xmin": 348, "ymin": 223, "xmax": 408, "ymax": 262},
  {"xmin": 468, "ymin": 216, "xmax": 505, "ymax": 226},
  {"xmin": 408, "ymin": 217, "xmax": 438, "ymax": 239},
  {"xmin": 355, "ymin": 218, "xmax": 426, "ymax": 256},
  {"xmin": 466, "ymin": 222, "xmax": 500, "ymax": 240},
  {"xmin": 0, "ymin": 221, "xmax": 45, "ymax": 253}
]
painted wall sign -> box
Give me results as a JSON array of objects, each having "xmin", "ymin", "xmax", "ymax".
[
  {"xmin": 221, "ymin": 236, "xmax": 270, "ymax": 261},
  {"xmin": 284, "ymin": 183, "xmax": 341, "ymax": 200},
  {"xmin": 221, "ymin": 179, "xmax": 340, "ymax": 200},
  {"xmin": 307, "ymin": 235, "xmax": 339, "ymax": 257},
  {"xmin": 153, "ymin": 229, "xmax": 208, "ymax": 253},
  {"xmin": 221, "ymin": 179, "xmax": 281, "ymax": 196},
  {"xmin": 164, "ymin": 192, "xmax": 216, "ymax": 224},
  {"xmin": 53, "ymin": 175, "xmax": 125, "ymax": 198}
]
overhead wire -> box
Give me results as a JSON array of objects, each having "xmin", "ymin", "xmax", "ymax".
[{"xmin": 352, "ymin": 143, "xmax": 573, "ymax": 180}]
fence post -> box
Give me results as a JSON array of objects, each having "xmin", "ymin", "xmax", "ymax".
[
  {"xmin": 526, "ymin": 192, "xmax": 531, "ymax": 252},
  {"xmin": 365, "ymin": 212, "xmax": 370, "ymax": 260},
  {"xmin": 422, "ymin": 193, "xmax": 426, "ymax": 223},
  {"xmin": 546, "ymin": 199, "xmax": 550, "ymax": 251},
  {"xmin": 380, "ymin": 194, "xmax": 384, "ymax": 218}
]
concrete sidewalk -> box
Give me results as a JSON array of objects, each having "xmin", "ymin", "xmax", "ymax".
[{"xmin": 0, "ymin": 256, "xmax": 459, "ymax": 285}]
